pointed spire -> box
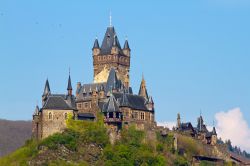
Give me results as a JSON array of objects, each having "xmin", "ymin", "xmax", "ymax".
[
  {"xmin": 43, "ymin": 79, "xmax": 51, "ymax": 97},
  {"xmin": 106, "ymin": 68, "xmax": 119, "ymax": 92},
  {"xmin": 123, "ymin": 39, "xmax": 130, "ymax": 50},
  {"xmin": 212, "ymin": 127, "xmax": 217, "ymax": 135},
  {"xmin": 138, "ymin": 74, "xmax": 149, "ymax": 100},
  {"xmin": 67, "ymin": 69, "xmax": 72, "ymax": 95},
  {"xmin": 92, "ymin": 37, "xmax": 100, "ymax": 50},
  {"xmin": 67, "ymin": 72, "xmax": 72, "ymax": 91}
]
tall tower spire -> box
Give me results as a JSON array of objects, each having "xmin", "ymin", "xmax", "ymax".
[
  {"xmin": 138, "ymin": 74, "xmax": 149, "ymax": 100},
  {"xmin": 67, "ymin": 69, "xmax": 72, "ymax": 96},
  {"xmin": 109, "ymin": 11, "xmax": 112, "ymax": 27}
]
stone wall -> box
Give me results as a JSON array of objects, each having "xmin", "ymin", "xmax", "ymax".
[{"xmin": 41, "ymin": 109, "xmax": 73, "ymax": 139}]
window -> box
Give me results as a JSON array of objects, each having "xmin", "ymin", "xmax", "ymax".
[
  {"xmin": 140, "ymin": 112, "xmax": 145, "ymax": 120},
  {"xmin": 64, "ymin": 113, "xmax": 68, "ymax": 120},
  {"xmin": 77, "ymin": 103, "xmax": 82, "ymax": 109},
  {"xmin": 48, "ymin": 112, "xmax": 52, "ymax": 120},
  {"xmin": 84, "ymin": 102, "xmax": 88, "ymax": 108}
]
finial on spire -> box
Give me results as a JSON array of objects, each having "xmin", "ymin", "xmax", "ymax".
[
  {"xmin": 69, "ymin": 67, "xmax": 71, "ymax": 75},
  {"xmin": 109, "ymin": 11, "xmax": 112, "ymax": 27}
]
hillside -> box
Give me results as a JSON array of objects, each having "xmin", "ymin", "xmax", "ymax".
[
  {"xmin": 1, "ymin": 115, "xmax": 242, "ymax": 166},
  {"xmin": 0, "ymin": 119, "xmax": 32, "ymax": 157}
]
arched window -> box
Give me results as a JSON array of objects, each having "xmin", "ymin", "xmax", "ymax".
[
  {"xmin": 64, "ymin": 113, "xmax": 68, "ymax": 120},
  {"xmin": 48, "ymin": 112, "xmax": 52, "ymax": 120}
]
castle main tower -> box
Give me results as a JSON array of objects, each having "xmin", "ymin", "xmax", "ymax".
[{"xmin": 92, "ymin": 25, "xmax": 131, "ymax": 88}]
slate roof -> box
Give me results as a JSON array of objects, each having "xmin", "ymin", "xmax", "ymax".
[
  {"xmin": 102, "ymin": 93, "xmax": 120, "ymax": 112},
  {"xmin": 78, "ymin": 113, "xmax": 95, "ymax": 119},
  {"xmin": 113, "ymin": 92, "xmax": 149, "ymax": 111},
  {"xmin": 76, "ymin": 82, "xmax": 106, "ymax": 101},
  {"xmin": 197, "ymin": 116, "xmax": 208, "ymax": 133},
  {"xmin": 100, "ymin": 26, "xmax": 123, "ymax": 55},
  {"xmin": 120, "ymin": 90, "xmax": 129, "ymax": 107},
  {"xmin": 43, "ymin": 94, "xmax": 76, "ymax": 110},
  {"xmin": 205, "ymin": 132, "xmax": 213, "ymax": 138},
  {"xmin": 229, "ymin": 152, "xmax": 250, "ymax": 165},
  {"xmin": 179, "ymin": 122, "xmax": 195, "ymax": 132},
  {"xmin": 193, "ymin": 155, "xmax": 224, "ymax": 162},
  {"xmin": 106, "ymin": 68, "xmax": 122, "ymax": 93}
]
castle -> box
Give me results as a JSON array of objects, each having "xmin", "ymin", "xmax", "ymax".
[
  {"xmin": 175, "ymin": 113, "xmax": 217, "ymax": 146},
  {"xmin": 32, "ymin": 24, "xmax": 156, "ymax": 140},
  {"xmin": 32, "ymin": 23, "xmax": 217, "ymax": 147}
]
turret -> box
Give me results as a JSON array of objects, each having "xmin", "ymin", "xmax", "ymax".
[
  {"xmin": 138, "ymin": 75, "xmax": 149, "ymax": 100},
  {"xmin": 42, "ymin": 79, "xmax": 50, "ymax": 106},
  {"xmin": 177, "ymin": 113, "xmax": 181, "ymax": 129},
  {"xmin": 146, "ymin": 96, "xmax": 154, "ymax": 111},
  {"xmin": 197, "ymin": 115, "xmax": 204, "ymax": 131},
  {"xmin": 211, "ymin": 126, "xmax": 217, "ymax": 145},
  {"xmin": 67, "ymin": 74, "xmax": 72, "ymax": 96},
  {"xmin": 212, "ymin": 127, "xmax": 217, "ymax": 135},
  {"xmin": 111, "ymin": 35, "xmax": 119, "ymax": 55},
  {"xmin": 92, "ymin": 38, "xmax": 100, "ymax": 56},
  {"xmin": 33, "ymin": 105, "xmax": 39, "ymax": 117},
  {"xmin": 123, "ymin": 39, "xmax": 130, "ymax": 56}
]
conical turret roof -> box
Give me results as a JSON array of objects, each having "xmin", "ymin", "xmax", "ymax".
[
  {"xmin": 43, "ymin": 79, "xmax": 51, "ymax": 96},
  {"xmin": 92, "ymin": 38, "xmax": 100, "ymax": 49},
  {"xmin": 123, "ymin": 39, "xmax": 130, "ymax": 50},
  {"xmin": 103, "ymin": 93, "xmax": 120, "ymax": 113}
]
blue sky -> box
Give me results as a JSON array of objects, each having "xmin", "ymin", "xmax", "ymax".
[{"xmin": 0, "ymin": 0, "xmax": 250, "ymax": 128}]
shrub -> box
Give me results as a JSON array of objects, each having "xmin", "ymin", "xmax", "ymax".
[{"xmin": 39, "ymin": 129, "xmax": 80, "ymax": 151}]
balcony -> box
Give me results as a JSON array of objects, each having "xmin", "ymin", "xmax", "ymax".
[{"xmin": 104, "ymin": 117, "xmax": 122, "ymax": 123}]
